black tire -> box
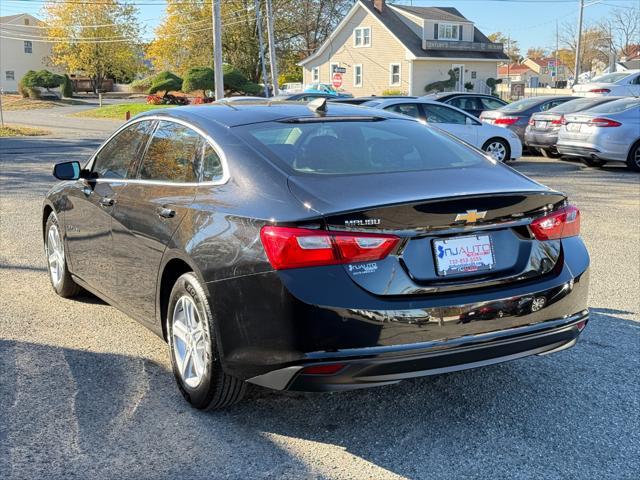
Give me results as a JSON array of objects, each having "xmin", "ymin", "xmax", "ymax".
[
  {"xmin": 167, "ymin": 272, "xmax": 246, "ymax": 410},
  {"xmin": 540, "ymin": 148, "xmax": 561, "ymax": 159},
  {"xmin": 581, "ymin": 157, "xmax": 607, "ymax": 168},
  {"xmin": 482, "ymin": 138, "xmax": 511, "ymax": 162},
  {"xmin": 44, "ymin": 211, "xmax": 81, "ymax": 298},
  {"xmin": 626, "ymin": 142, "xmax": 640, "ymax": 172}
]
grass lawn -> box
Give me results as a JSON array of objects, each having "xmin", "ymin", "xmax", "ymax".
[
  {"xmin": 73, "ymin": 103, "xmax": 175, "ymax": 120},
  {"xmin": 0, "ymin": 124, "xmax": 50, "ymax": 137}
]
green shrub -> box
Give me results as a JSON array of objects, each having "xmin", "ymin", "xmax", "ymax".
[
  {"xmin": 62, "ymin": 74, "xmax": 73, "ymax": 98},
  {"xmin": 18, "ymin": 70, "xmax": 37, "ymax": 98},
  {"xmin": 23, "ymin": 70, "xmax": 65, "ymax": 91},
  {"xmin": 424, "ymin": 69, "xmax": 457, "ymax": 93},
  {"xmin": 130, "ymin": 76, "xmax": 154, "ymax": 93},
  {"xmin": 464, "ymin": 81, "xmax": 474, "ymax": 91},
  {"xmin": 222, "ymin": 64, "xmax": 261, "ymax": 95},
  {"xmin": 381, "ymin": 88, "xmax": 405, "ymax": 96},
  {"xmin": 148, "ymin": 71, "xmax": 183, "ymax": 95},
  {"xmin": 183, "ymin": 67, "xmax": 214, "ymax": 96}
]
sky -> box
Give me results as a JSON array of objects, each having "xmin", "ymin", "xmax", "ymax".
[{"xmin": 1, "ymin": 0, "xmax": 638, "ymax": 53}]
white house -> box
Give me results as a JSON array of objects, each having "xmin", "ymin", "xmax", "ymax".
[
  {"xmin": 299, "ymin": 0, "xmax": 508, "ymax": 96},
  {"xmin": 0, "ymin": 13, "xmax": 54, "ymax": 92}
]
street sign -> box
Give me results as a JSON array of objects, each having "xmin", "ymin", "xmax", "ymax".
[
  {"xmin": 332, "ymin": 66, "xmax": 347, "ymax": 74},
  {"xmin": 332, "ymin": 72, "xmax": 343, "ymax": 88}
]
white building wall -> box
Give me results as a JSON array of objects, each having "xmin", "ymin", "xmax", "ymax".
[{"xmin": 0, "ymin": 14, "xmax": 54, "ymax": 92}]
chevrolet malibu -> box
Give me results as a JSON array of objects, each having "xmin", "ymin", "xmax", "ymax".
[{"xmin": 43, "ymin": 102, "xmax": 590, "ymax": 410}]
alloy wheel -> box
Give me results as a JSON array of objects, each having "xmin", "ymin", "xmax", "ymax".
[
  {"xmin": 485, "ymin": 141, "xmax": 507, "ymax": 161},
  {"xmin": 46, "ymin": 224, "xmax": 65, "ymax": 288},
  {"xmin": 171, "ymin": 295, "xmax": 208, "ymax": 388},
  {"xmin": 634, "ymin": 146, "xmax": 640, "ymax": 168}
]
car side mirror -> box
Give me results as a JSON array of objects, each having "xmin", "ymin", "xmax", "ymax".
[{"xmin": 53, "ymin": 161, "xmax": 82, "ymax": 180}]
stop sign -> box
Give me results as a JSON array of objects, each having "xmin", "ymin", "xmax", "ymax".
[{"xmin": 332, "ymin": 72, "xmax": 343, "ymax": 88}]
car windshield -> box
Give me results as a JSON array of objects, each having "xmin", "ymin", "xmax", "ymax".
[
  {"xmin": 590, "ymin": 72, "xmax": 632, "ymax": 83},
  {"xmin": 548, "ymin": 97, "xmax": 610, "ymax": 114},
  {"xmin": 584, "ymin": 97, "xmax": 640, "ymax": 114},
  {"xmin": 235, "ymin": 118, "xmax": 491, "ymax": 175},
  {"xmin": 499, "ymin": 97, "xmax": 547, "ymax": 113}
]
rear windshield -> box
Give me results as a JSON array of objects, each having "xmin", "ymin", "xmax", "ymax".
[
  {"xmin": 234, "ymin": 118, "xmax": 491, "ymax": 175},
  {"xmin": 585, "ymin": 97, "xmax": 640, "ymax": 114},
  {"xmin": 500, "ymin": 97, "xmax": 547, "ymax": 113},
  {"xmin": 590, "ymin": 72, "xmax": 632, "ymax": 83},
  {"xmin": 548, "ymin": 97, "xmax": 612, "ymax": 114}
]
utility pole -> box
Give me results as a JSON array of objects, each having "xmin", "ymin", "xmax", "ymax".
[
  {"xmin": 265, "ymin": 0, "xmax": 279, "ymax": 96},
  {"xmin": 555, "ymin": 20, "xmax": 559, "ymax": 88},
  {"xmin": 254, "ymin": 0, "xmax": 270, "ymax": 97},
  {"xmin": 212, "ymin": 0, "xmax": 224, "ymax": 100},
  {"xmin": 608, "ymin": 24, "xmax": 615, "ymax": 73},
  {"xmin": 573, "ymin": 0, "xmax": 585, "ymax": 86}
]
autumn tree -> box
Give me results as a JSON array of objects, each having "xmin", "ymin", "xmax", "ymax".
[
  {"xmin": 599, "ymin": 6, "xmax": 640, "ymax": 59},
  {"xmin": 44, "ymin": 0, "xmax": 143, "ymax": 92},
  {"xmin": 488, "ymin": 32, "xmax": 521, "ymax": 63},
  {"xmin": 560, "ymin": 22, "xmax": 609, "ymax": 75},
  {"xmin": 526, "ymin": 47, "xmax": 547, "ymax": 60}
]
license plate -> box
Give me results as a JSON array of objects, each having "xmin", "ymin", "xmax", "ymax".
[
  {"xmin": 536, "ymin": 121, "xmax": 549, "ymax": 129},
  {"xmin": 433, "ymin": 235, "xmax": 495, "ymax": 276},
  {"xmin": 567, "ymin": 123, "xmax": 582, "ymax": 132}
]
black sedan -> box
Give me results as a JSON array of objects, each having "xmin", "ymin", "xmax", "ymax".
[
  {"xmin": 422, "ymin": 92, "xmax": 508, "ymax": 118},
  {"xmin": 480, "ymin": 95, "xmax": 576, "ymax": 144},
  {"xmin": 43, "ymin": 101, "xmax": 590, "ymax": 409}
]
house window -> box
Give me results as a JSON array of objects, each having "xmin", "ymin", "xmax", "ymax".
[
  {"xmin": 6, "ymin": 71, "xmax": 15, "ymax": 81},
  {"xmin": 330, "ymin": 62, "xmax": 339, "ymax": 77},
  {"xmin": 354, "ymin": 27, "xmax": 371, "ymax": 47},
  {"xmin": 438, "ymin": 23, "xmax": 460, "ymax": 41},
  {"xmin": 24, "ymin": 18, "xmax": 30, "ymax": 25},
  {"xmin": 312, "ymin": 67, "xmax": 319, "ymax": 83},
  {"xmin": 24, "ymin": 41, "xmax": 33, "ymax": 54},
  {"xmin": 354, "ymin": 64, "xmax": 363, "ymax": 87},
  {"xmin": 389, "ymin": 64, "xmax": 401, "ymax": 86}
]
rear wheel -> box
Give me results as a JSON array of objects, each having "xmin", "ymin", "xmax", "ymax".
[
  {"xmin": 167, "ymin": 272, "xmax": 246, "ymax": 410},
  {"xmin": 482, "ymin": 138, "xmax": 510, "ymax": 162},
  {"xmin": 540, "ymin": 148, "xmax": 561, "ymax": 159},
  {"xmin": 45, "ymin": 211, "xmax": 81, "ymax": 298},
  {"xmin": 626, "ymin": 142, "xmax": 640, "ymax": 172},
  {"xmin": 581, "ymin": 157, "xmax": 607, "ymax": 168}
]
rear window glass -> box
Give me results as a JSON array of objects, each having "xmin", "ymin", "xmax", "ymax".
[
  {"xmin": 235, "ymin": 119, "xmax": 491, "ymax": 175},
  {"xmin": 590, "ymin": 72, "xmax": 632, "ymax": 83},
  {"xmin": 584, "ymin": 97, "xmax": 640, "ymax": 114},
  {"xmin": 500, "ymin": 97, "xmax": 548, "ymax": 113},
  {"xmin": 548, "ymin": 97, "xmax": 611, "ymax": 114}
]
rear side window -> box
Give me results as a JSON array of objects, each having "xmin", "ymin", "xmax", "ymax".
[
  {"xmin": 138, "ymin": 121, "xmax": 203, "ymax": 182},
  {"xmin": 202, "ymin": 144, "xmax": 224, "ymax": 182},
  {"xmin": 92, "ymin": 121, "xmax": 154, "ymax": 179},
  {"xmin": 235, "ymin": 119, "xmax": 490, "ymax": 175},
  {"xmin": 384, "ymin": 103, "xmax": 421, "ymax": 119},
  {"xmin": 423, "ymin": 104, "xmax": 468, "ymax": 125},
  {"xmin": 448, "ymin": 97, "xmax": 480, "ymax": 111}
]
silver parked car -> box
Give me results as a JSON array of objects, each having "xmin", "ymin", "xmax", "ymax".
[{"xmin": 556, "ymin": 97, "xmax": 640, "ymax": 171}]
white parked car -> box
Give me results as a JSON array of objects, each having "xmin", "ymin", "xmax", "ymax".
[
  {"xmin": 572, "ymin": 70, "xmax": 640, "ymax": 97},
  {"xmin": 280, "ymin": 82, "xmax": 303, "ymax": 94},
  {"xmin": 362, "ymin": 98, "xmax": 522, "ymax": 162}
]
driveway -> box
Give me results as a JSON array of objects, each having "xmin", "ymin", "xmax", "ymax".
[{"xmin": 0, "ymin": 133, "xmax": 638, "ymax": 479}]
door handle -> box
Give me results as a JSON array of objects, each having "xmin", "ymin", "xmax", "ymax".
[
  {"xmin": 157, "ymin": 207, "xmax": 176, "ymax": 219},
  {"xmin": 100, "ymin": 197, "xmax": 114, "ymax": 207}
]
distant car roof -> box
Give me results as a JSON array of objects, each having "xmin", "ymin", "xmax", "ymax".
[
  {"xmin": 330, "ymin": 95, "xmax": 417, "ymax": 104},
  {"xmin": 134, "ymin": 101, "xmax": 409, "ymax": 129},
  {"xmin": 423, "ymin": 92, "xmax": 502, "ymax": 100}
]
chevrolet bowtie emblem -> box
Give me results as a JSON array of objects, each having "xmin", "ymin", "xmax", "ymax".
[{"xmin": 455, "ymin": 210, "xmax": 487, "ymax": 223}]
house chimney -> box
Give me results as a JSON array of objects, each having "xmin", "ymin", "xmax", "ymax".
[{"xmin": 373, "ymin": 0, "xmax": 385, "ymax": 13}]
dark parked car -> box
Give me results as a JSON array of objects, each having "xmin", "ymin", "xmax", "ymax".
[
  {"xmin": 423, "ymin": 92, "xmax": 508, "ymax": 118},
  {"xmin": 524, "ymin": 96, "xmax": 623, "ymax": 158},
  {"xmin": 330, "ymin": 95, "xmax": 417, "ymax": 105},
  {"xmin": 480, "ymin": 95, "xmax": 576, "ymax": 145},
  {"xmin": 43, "ymin": 102, "xmax": 590, "ymax": 410}
]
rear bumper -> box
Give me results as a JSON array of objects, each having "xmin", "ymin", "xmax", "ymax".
[
  {"xmin": 557, "ymin": 138, "xmax": 629, "ymax": 162},
  {"xmin": 524, "ymin": 130, "xmax": 559, "ymax": 149},
  {"xmin": 249, "ymin": 311, "xmax": 588, "ymax": 391}
]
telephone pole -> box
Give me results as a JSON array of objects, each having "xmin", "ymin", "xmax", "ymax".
[
  {"xmin": 254, "ymin": 0, "xmax": 270, "ymax": 97},
  {"xmin": 555, "ymin": 20, "xmax": 559, "ymax": 87},
  {"xmin": 265, "ymin": 0, "xmax": 279, "ymax": 96},
  {"xmin": 212, "ymin": 0, "xmax": 224, "ymax": 100},
  {"xmin": 573, "ymin": 0, "xmax": 585, "ymax": 86}
]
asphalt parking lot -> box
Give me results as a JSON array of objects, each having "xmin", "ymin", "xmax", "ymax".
[{"xmin": 1, "ymin": 127, "xmax": 639, "ymax": 479}]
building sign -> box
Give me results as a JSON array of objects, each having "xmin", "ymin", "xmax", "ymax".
[
  {"xmin": 332, "ymin": 66, "xmax": 347, "ymax": 74},
  {"xmin": 423, "ymin": 40, "xmax": 504, "ymax": 52}
]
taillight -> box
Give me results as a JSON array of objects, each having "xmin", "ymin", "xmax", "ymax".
[
  {"xmin": 494, "ymin": 116, "xmax": 520, "ymax": 126},
  {"xmin": 528, "ymin": 118, "xmax": 535, "ymax": 126},
  {"xmin": 530, "ymin": 205, "xmax": 580, "ymax": 240},
  {"xmin": 588, "ymin": 117, "xmax": 621, "ymax": 127},
  {"xmin": 560, "ymin": 116, "xmax": 568, "ymax": 125},
  {"xmin": 589, "ymin": 88, "xmax": 610, "ymax": 93},
  {"xmin": 260, "ymin": 226, "xmax": 399, "ymax": 270},
  {"xmin": 551, "ymin": 115, "xmax": 564, "ymax": 126},
  {"xmin": 301, "ymin": 363, "xmax": 346, "ymax": 375}
]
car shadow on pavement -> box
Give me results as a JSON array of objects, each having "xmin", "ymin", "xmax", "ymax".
[{"xmin": 1, "ymin": 309, "xmax": 638, "ymax": 479}]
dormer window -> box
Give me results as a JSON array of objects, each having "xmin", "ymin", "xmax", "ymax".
[
  {"xmin": 438, "ymin": 23, "xmax": 461, "ymax": 41},
  {"xmin": 354, "ymin": 27, "xmax": 371, "ymax": 47}
]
